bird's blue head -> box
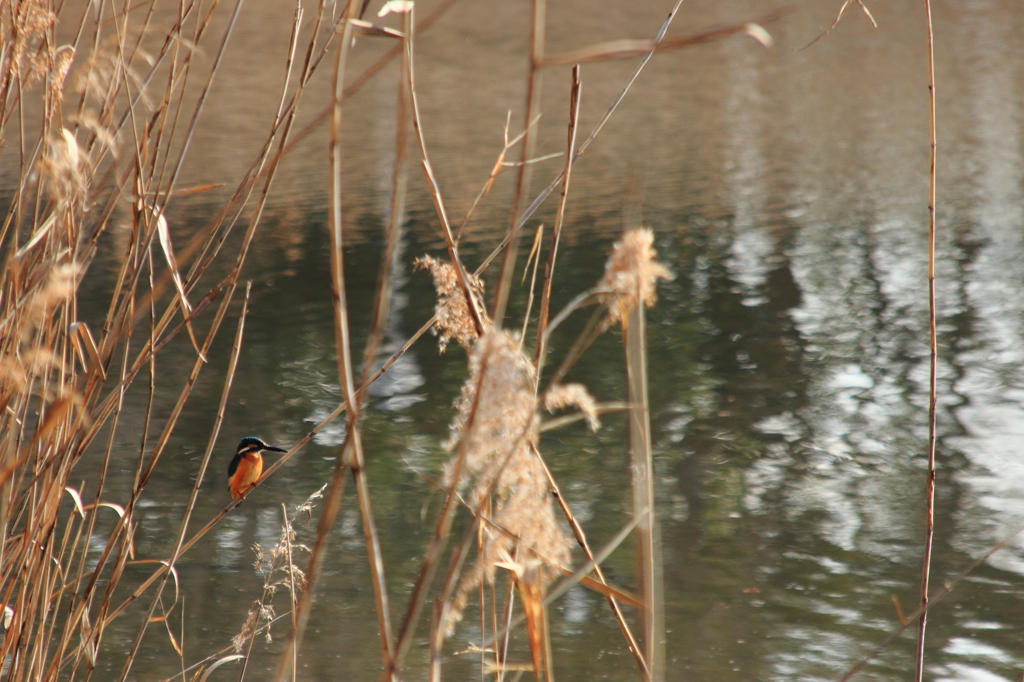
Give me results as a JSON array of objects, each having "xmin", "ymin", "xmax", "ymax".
[{"xmin": 236, "ymin": 437, "xmax": 286, "ymax": 455}]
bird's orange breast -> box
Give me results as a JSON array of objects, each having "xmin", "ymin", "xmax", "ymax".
[{"xmin": 228, "ymin": 452, "xmax": 263, "ymax": 499}]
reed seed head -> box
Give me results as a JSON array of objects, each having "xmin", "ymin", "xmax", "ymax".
[
  {"xmin": 415, "ymin": 255, "xmax": 489, "ymax": 352},
  {"xmin": 544, "ymin": 383, "xmax": 600, "ymax": 431},
  {"xmin": 4, "ymin": 0, "xmax": 57, "ymax": 87},
  {"xmin": 25, "ymin": 263, "xmax": 80, "ymax": 334},
  {"xmin": 599, "ymin": 228, "xmax": 672, "ymax": 325},
  {"xmin": 39, "ymin": 129, "xmax": 88, "ymax": 208},
  {"xmin": 442, "ymin": 329, "xmax": 571, "ymax": 633}
]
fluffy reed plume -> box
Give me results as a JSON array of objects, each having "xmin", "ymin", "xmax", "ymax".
[
  {"xmin": 0, "ymin": 0, "xmax": 57, "ymax": 89},
  {"xmin": 544, "ymin": 383, "xmax": 600, "ymax": 432},
  {"xmin": 442, "ymin": 329, "xmax": 570, "ymax": 631},
  {"xmin": 23, "ymin": 263, "xmax": 78, "ymax": 336},
  {"xmin": 38, "ymin": 129, "xmax": 90, "ymax": 208},
  {"xmin": 0, "ymin": 263, "xmax": 79, "ymax": 395},
  {"xmin": 598, "ymin": 228, "xmax": 672, "ymax": 325},
  {"xmin": 415, "ymin": 255, "xmax": 489, "ymax": 352}
]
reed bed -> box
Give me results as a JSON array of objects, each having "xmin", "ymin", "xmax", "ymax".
[{"xmin": 0, "ymin": 0, "xmax": 956, "ymax": 680}]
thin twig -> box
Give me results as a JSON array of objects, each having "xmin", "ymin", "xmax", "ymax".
[
  {"xmin": 914, "ymin": 0, "xmax": 938, "ymax": 679},
  {"xmin": 534, "ymin": 66, "xmax": 581, "ymax": 375},
  {"xmin": 491, "ymin": 0, "xmax": 546, "ymax": 326},
  {"xmin": 532, "ymin": 442, "xmax": 648, "ymax": 676}
]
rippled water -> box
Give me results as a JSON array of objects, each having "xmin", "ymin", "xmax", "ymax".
[{"xmin": 5, "ymin": 0, "xmax": 1024, "ymax": 680}]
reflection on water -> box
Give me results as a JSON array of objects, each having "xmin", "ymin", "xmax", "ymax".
[{"xmin": 4, "ymin": 0, "xmax": 1024, "ymax": 679}]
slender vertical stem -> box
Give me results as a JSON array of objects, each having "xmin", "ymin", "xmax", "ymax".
[
  {"xmin": 492, "ymin": 0, "xmax": 545, "ymax": 325},
  {"xmin": 914, "ymin": 0, "xmax": 938, "ymax": 679},
  {"xmin": 275, "ymin": 2, "xmax": 366, "ymax": 677},
  {"xmin": 626, "ymin": 286, "xmax": 663, "ymax": 682},
  {"xmin": 282, "ymin": 504, "xmax": 298, "ymax": 682},
  {"xmin": 534, "ymin": 65, "xmax": 580, "ymax": 374},
  {"xmin": 404, "ymin": 5, "xmax": 486, "ymax": 336},
  {"xmin": 533, "ymin": 443, "xmax": 648, "ymax": 676}
]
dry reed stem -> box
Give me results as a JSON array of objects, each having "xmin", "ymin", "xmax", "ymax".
[
  {"xmin": 325, "ymin": 0, "xmax": 398, "ymax": 667},
  {"xmin": 626, "ymin": 280, "xmax": 663, "ymax": 682},
  {"xmin": 533, "ymin": 66, "xmax": 580, "ymax": 376},
  {"xmin": 537, "ymin": 11, "xmax": 784, "ymax": 67},
  {"xmin": 602, "ymin": 229, "xmax": 671, "ymax": 681},
  {"xmin": 915, "ymin": 0, "xmax": 939, "ymax": 679},
  {"xmin": 347, "ymin": 14, "xmax": 421, "ymax": 670},
  {"xmin": 491, "ymin": 0, "xmax": 545, "ymax": 327},
  {"xmin": 416, "ymin": 255, "xmax": 489, "ymax": 353},
  {"xmin": 0, "ymin": 0, "xmax": 335, "ymax": 677},
  {"xmin": 272, "ymin": 3, "xmax": 368, "ymax": 679},
  {"xmin": 404, "ymin": 4, "xmax": 486, "ymax": 340}
]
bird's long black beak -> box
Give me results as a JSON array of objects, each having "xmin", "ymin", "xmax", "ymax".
[{"xmin": 262, "ymin": 444, "xmax": 287, "ymax": 453}]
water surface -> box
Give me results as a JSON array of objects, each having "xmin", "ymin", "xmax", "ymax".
[{"xmin": 5, "ymin": 0, "xmax": 1024, "ymax": 680}]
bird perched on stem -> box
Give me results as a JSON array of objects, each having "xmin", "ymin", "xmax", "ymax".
[{"xmin": 228, "ymin": 437, "xmax": 286, "ymax": 499}]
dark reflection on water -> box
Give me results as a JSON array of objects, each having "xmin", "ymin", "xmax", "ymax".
[{"xmin": 5, "ymin": 0, "xmax": 1024, "ymax": 679}]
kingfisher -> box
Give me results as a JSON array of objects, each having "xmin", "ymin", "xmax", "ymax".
[{"xmin": 227, "ymin": 437, "xmax": 286, "ymax": 499}]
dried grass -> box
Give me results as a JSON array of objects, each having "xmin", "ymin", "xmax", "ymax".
[
  {"xmin": 441, "ymin": 329, "xmax": 570, "ymax": 633},
  {"xmin": 543, "ymin": 383, "xmax": 600, "ymax": 432},
  {"xmin": 416, "ymin": 255, "xmax": 490, "ymax": 352},
  {"xmin": 0, "ymin": 0, "xmax": 741, "ymax": 679},
  {"xmin": 232, "ymin": 493, "xmax": 320, "ymax": 662},
  {"xmin": 599, "ymin": 228, "xmax": 672, "ymax": 326}
]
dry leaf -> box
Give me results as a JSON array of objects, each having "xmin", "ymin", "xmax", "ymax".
[
  {"xmin": 348, "ymin": 18, "xmax": 404, "ymax": 38},
  {"xmin": 744, "ymin": 23, "xmax": 773, "ymax": 48},
  {"xmin": 64, "ymin": 487, "xmax": 85, "ymax": 517},
  {"xmin": 377, "ymin": 0, "xmax": 413, "ymax": 16}
]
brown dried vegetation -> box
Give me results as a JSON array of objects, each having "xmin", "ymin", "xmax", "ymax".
[
  {"xmin": 416, "ymin": 254, "xmax": 490, "ymax": 352},
  {"xmin": 0, "ymin": 0, "xmax": 694, "ymax": 680},
  {"xmin": 441, "ymin": 329, "xmax": 571, "ymax": 632},
  {"xmin": 598, "ymin": 227, "xmax": 672, "ymax": 326}
]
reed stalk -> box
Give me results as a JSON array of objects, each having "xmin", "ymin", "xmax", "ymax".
[
  {"xmin": 491, "ymin": 0, "xmax": 545, "ymax": 326},
  {"xmin": 914, "ymin": 0, "xmax": 939, "ymax": 679},
  {"xmin": 625, "ymin": 281, "xmax": 663, "ymax": 682},
  {"xmin": 272, "ymin": 1, "xmax": 366, "ymax": 678}
]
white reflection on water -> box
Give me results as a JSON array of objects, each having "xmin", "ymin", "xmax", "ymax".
[
  {"xmin": 562, "ymin": 585, "xmax": 593, "ymax": 627},
  {"xmin": 940, "ymin": 0, "xmax": 1024, "ymax": 584},
  {"xmin": 215, "ymin": 514, "xmax": 246, "ymax": 569},
  {"xmin": 723, "ymin": 38, "xmax": 773, "ymax": 308},
  {"xmin": 768, "ymin": 627, "xmax": 858, "ymax": 680},
  {"xmin": 944, "ymin": 637, "xmax": 1015, "ymax": 665},
  {"xmin": 937, "ymin": 664, "xmax": 1013, "ymax": 682}
]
